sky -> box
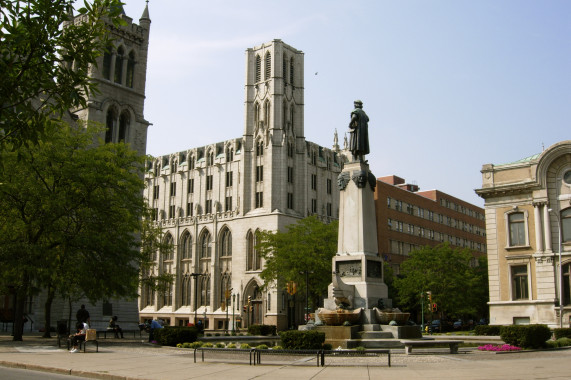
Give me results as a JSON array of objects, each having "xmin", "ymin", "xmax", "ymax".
[{"xmin": 121, "ymin": 0, "xmax": 569, "ymax": 207}]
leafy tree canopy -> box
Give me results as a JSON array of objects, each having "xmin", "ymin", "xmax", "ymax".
[
  {"xmin": 0, "ymin": 0, "xmax": 124, "ymax": 150},
  {"xmin": 257, "ymin": 215, "xmax": 338, "ymax": 308},
  {"xmin": 393, "ymin": 243, "xmax": 488, "ymax": 319},
  {"xmin": 0, "ymin": 121, "xmax": 160, "ymax": 339}
]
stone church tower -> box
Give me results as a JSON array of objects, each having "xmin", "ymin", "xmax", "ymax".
[
  {"xmin": 242, "ymin": 40, "xmax": 308, "ymax": 215},
  {"xmin": 26, "ymin": 4, "xmax": 152, "ymax": 331},
  {"xmin": 74, "ymin": 4, "xmax": 151, "ymax": 156}
]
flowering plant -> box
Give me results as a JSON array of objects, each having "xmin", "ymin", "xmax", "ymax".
[{"xmin": 478, "ymin": 344, "xmax": 521, "ymax": 352}]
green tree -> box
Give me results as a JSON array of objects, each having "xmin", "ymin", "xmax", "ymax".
[
  {"xmin": 0, "ymin": 0, "xmax": 124, "ymax": 150},
  {"xmin": 257, "ymin": 215, "xmax": 338, "ymax": 309},
  {"xmin": 393, "ymin": 243, "xmax": 487, "ymax": 320},
  {"xmin": 0, "ymin": 122, "xmax": 157, "ymax": 340}
]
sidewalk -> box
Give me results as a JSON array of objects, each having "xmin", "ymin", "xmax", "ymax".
[{"xmin": 0, "ymin": 333, "xmax": 570, "ymax": 380}]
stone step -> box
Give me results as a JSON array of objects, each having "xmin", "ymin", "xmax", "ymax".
[
  {"xmin": 346, "ymin": 339, "xmax": 405, "ymax": 349},
  {"xmin": 359, "ymin": 331, "xmax": 394, "ymax": 339}
]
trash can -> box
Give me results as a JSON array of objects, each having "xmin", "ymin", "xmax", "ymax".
[{"xmin": 57, "ymin": 320, "xmax": 68, "ymax": 336}]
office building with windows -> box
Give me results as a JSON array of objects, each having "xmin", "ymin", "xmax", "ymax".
[
  {"xmin": 476, "ymin": 140, "xmax": 571, "ymax": 327},
  {"xmin": 375, "ymin": 175, "xmax": 487, "ymax": 273},
  {"xmin": 140, "ymin": 40, "xmax": 343, "ymax": 331}
]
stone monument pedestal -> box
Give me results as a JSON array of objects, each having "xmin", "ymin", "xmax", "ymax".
[{"xmin": 323, "ymin": 161, "xmax": 388, "ymax": 325}]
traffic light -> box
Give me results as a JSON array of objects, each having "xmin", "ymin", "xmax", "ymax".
[{"xmin": 431, "ymin": 303, "xmax": 437, "ymax": 312}]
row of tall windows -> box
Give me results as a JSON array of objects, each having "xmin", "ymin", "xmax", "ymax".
[
  {"xmin": 105, "ymin": 108, "xmax": 130, "ymax": 143},
  {"xmin": 102, "ymin": 45, "xmax": 136, "ymax": 88},
  {"xmin": 255, "ymin": 52, "xmax": 272, "ymax": 83}
]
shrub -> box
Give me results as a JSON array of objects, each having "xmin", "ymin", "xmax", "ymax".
[
  {"xmin": 248, "ymin": 324, "xmax": 277, "ymax": 336},
  {"xmin": 215, "ymin": 333, "xmax": 220, "ymax": 336},
  {"xmin": 189, "ymin": 342, "xmax": 203, "ymax": 349},
  {"xmin": 279, "ymin": 330, "xmax": 325, "ymax": 349},
  {"xmin": 272, "ymin": 345, "xmax": 283, "ymax": 350},
  {"xmin": 477, "ymin": 344, "xmax": 521, "ymax": 352},
  {"xmin": 215, "ymin": 343, "xmax": 225, "ymax": 348},
  {"xmin": 355, "ymin": 346, "xmax": 366, "ymax": 352},
  {"xmin": 323, "ymin": 343, "xmax": 333, "ymax": 350},
  {"xmin": 256, "ymin": 344, "xmax": 269, "ymax": 350},
  {"xmin": 240, "ymin": 343, "xmax": 251, "ymax": 349},
  {"xmin": 553, "ymin": 328, "xmax": 571, "ymax": 340},
  {"xmin": 227, "ymin": 343, "xmax": 237, "ymax": 349},
  {"xmin": 153, "ymin": 327, "xmax": 199, "ymax": 347},
  {"xmin": 202, "ymin": 342, "xmax": 214, "ymax": 348},
  {"xmin": 474, "ymin": 325, "xmax": 502, "ymax": 336},
  {"xmin": 500, "ymin": 325, "xmax": 552, "ymax": 349},
  {"xmin": 547, "ymin": 337, "xmax": 571, "ymax": 348}
]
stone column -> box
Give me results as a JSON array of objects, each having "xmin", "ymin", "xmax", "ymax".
[
  {"xmin": 533, "ymin": 202, "xmax": 544, "ymax": 253},
  {"xmin": 544, "ymin": 205, "xmax": 553, "ymax": 253}
]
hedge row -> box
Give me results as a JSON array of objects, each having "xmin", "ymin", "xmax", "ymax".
[
  {"xmin": 499, "ymin": 325, "xmax": 551, "ymax": 349},
  {"xmin": 279, "ymin": 330, "xmax": 325, "ymax": 349},
  {"xmin": 553, "ymin": 328, "xmax": 571, "ymax": 340},
  {"xmin": 153, "ymin": 326, "xmax": 199, "ymax": 347},
  {"xmin": 247, "ymin": 324, "xmax": 277, "ymax": 336},
  {"xmin": 474, "ymin": 325, "xmax": 501, "ymax": 336}
]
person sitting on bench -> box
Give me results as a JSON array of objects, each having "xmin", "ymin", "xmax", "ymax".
[
  {"xmin": 70, "ymin": 321, "xmax": 87, "ymax": 353},
  {"xmin": 108, "ymin": 316, "xmax": 124, "ymax": 338}
]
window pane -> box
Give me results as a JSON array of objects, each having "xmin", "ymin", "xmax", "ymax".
[
  {"xmin": 509, "ymin": 213, "xmax": 525, "ymax": 246},
  {"xmin": 511, "ymin": 265, "xmax": 528, "ymax": 300},
  {"xmin": 562, "ymin": 209, "xmax": 571, "ymax": 243}
]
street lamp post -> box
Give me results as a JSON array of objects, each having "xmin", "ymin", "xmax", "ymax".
[
  {"xmin": 548, "ymin": 207, "xmax": 564, "ymax": 328},
  {"xmin": 299, "ymin": 270, "xmax": 313, "ymax": 324},
  {"xmin": 232, "ymin": 293, "xmax": 236, "ymax": 334},
  {"xmin": 189, "ymin": 273, "xmax": 202, "ymax": 325},
  {"xmin": 225, "ymin": 287, "xmax": 232, "ymax": 334}
]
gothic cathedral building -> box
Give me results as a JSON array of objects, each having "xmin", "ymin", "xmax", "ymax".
[
  {"xmin": 141, "ymin": 40, "xmax": 345, "ymax": 331},
  {"xmin": 25, "ymin": 4, "xmax": 152, "ymax": 330}
]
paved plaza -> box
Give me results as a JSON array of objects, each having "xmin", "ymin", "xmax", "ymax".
[{"xmin": 0, "ymin": 333, "xmax": 570, "ymax": 379}]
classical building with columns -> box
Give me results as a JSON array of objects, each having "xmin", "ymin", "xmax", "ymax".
[
  {"xmin": 140, "ymin": 40, "xmax": 345, "ymax": 331},
  {"xmin": 476, "ymin": 141, "xmax": 571, "ymax": 327}
]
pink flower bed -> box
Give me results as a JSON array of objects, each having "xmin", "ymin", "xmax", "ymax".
[{"xmin": 478, "ymin": 344, "xmax": 521, "ymax": 352}]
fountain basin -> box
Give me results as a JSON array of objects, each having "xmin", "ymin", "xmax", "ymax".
[
  {"xmin": 317, "ymin": 308, "xmax": 362, "ymax": 326},
  {"xmin": 373, "ymin": 307, "xmax": 410, "ymax": 325}
]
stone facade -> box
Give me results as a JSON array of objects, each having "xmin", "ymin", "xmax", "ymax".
[
  {"xmin": 140, "ymin": 40, "xmax": 345, "ymax": 331},
  {"xmin": 476, "ymin": 140, "xmax": 571, "ymax": 327}
]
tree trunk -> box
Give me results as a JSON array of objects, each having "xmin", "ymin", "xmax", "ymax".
[
  {"xmin": 12, "ymin": 274, "xmax": 29, "ymax": 341},
  {"xmin": 42, "ymin": 285, "xmax": 55, "ymax": 338},
  {"xmin": 67, "ymin": 298, "xmax": 73, "ymax": 335}
]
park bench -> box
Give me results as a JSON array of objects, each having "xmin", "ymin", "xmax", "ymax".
[
  {"xmin": 400, "ymin": 339, "xmax": 463, "ymax": 354},
  {"xmin": 194, "ymin": 347, "xmax": 391, "ymax": 367},
  {"xmin": 97, "ymin": 328, "xmax": 144, "ymax": 339},
  {"xmin": 67, "ymin": 329, "xmax": 98, "ymax": 353}
]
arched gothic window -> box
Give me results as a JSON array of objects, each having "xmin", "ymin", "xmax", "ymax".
[
  {"xmin": 220, "ymin": 228, "xmax": 232, "ymax": 257},
  {"xmin": 200, "ymin": 275, "xmax": 211, "ymax": 306},
  {"xmin": 256, "ymin": 140, "xmax": 264, "ymax": 157},
  {"xmin": 254, "ymin": 102, "xmax": 261, "ymax": 128},
  {"xmin": 200, "ymin": 231, "xmax": 212, "ymax": 259},
  {"xmin": 118, "ymin": 111, "xmax": 129, "ymax": 142},
  {"xmin": 105, "ymin": 107, "xmax": 117, "ymax": 143},
  {"xmin": 264, "ymin": 52, "xmax": 271, "ymax": 80},
  {"xmin": 180, "ymin": 231, "xmax": 192, "ymax": 259},
  {"xmin": 226, "ymin": 147, "xmax": 234, "ymax": 162},
  {"xmin": 207, "ymin": 151, "xmax": 214, "ymax": 166},
  {"xmin": 126, "ymin": 51, "xmax": 135, "ymax": 88},
  {"xmin": 181, "ymin": 275, "xmax": 191, "ymax": 306},
  {"xmin": 102, "ymin": 45, "xmax": 113, "ymax": 80},
  {"xmin": 264, "ymin": 100, "xmax": 270, "ymax": 127},
  {"xmin": 114, "ymin": 46, "xmax": 124, "ymax": 84},
  {"xmin": 246, "ymin": 230, "xmax": 260, "ymax": 271},
  {"xmin": 220, "ymin": 274, "xmax": 231, "ymax": 305},
  {"xmin": 255, "ymin": 54, "xmax": 261, "ymax": 82}
]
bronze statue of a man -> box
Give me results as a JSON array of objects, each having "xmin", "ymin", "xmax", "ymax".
[{"xmin": 348, "ymin": 100, "xmax": 370, "ymax": 162}]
